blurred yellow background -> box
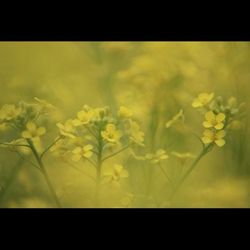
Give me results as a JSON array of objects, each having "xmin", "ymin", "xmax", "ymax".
[{"xmin": 0, "ymin": 42, "xmax": 249, "ymax": 208}]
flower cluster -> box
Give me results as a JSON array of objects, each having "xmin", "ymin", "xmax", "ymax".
[
  {"xmin": 0, "ymin": 98, "xmax": 55, "ymax": 148},
  {"xmin": 53, "ymin": 105, "xmax": 145, "ymax": 180},
  {"xmin": 192, "ymin": 92, "xmax": 245, "ymax": 148}
]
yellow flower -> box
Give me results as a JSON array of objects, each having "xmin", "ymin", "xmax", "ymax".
[
  {"xmin": 57, "ymin": 119, "xmax": 76, "ymax": 138},
  {"xmin": 34, "ymin": 97, "xmax": 55, "ymax": 112},
  {"xmin": 203, "ymin": 111, "xmax": 225, "ymax": 130},
  {"xmin": 103, "ymin": 164, "xmax": 129, "ymax": 183},
  {"xmin": 127, "ymin": 120, "xmax": 144, "ymax": 146},
  {"xmin": 118, "ymin": 106, "xmax": 133, "ymax": 119},
  {"xmin": 22, "ymin": 122, "xmax": 46, "ymax": 139},
  {"xmin": 192, "ymin": 93, "xmax": 214, "ymax": 108},
  {"xmin": 73, "ymin": 109, "xmax": 94, "ymax": 126},
  {"xmin": 101, "ymin": 124, "xmax": 122, "ymax": 144},
  {"xmin": 202, "ymin": 129, "xmax": 226, "ymax": 147},
  {"xmin": 165, "ymin": 109, "xmax": 184, "ymax": 128},
  {"xmin": 146, "ymin": 149, "xmax": 169, "ymax": 164},
  {"xmin": 0, "ymin": 104, "xmax": 22, "ymax": 121},
  {"xmin": 72, "ymin": 144, "xmax": 93, "ymax": 162},
  {"xmin": 0, "ymin": 138, "xmax": 31, "ymax": 154}
]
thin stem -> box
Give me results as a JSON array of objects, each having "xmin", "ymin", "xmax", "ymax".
[
  {"xmin": 27, "ymin": 139, "xmax": 62, "ymax": 208},
  {"xmin": 158, "ymin": 162, "xmax": 172, "ymax": 184},
  {"xmin": 168, "ymin": 144, "xmax": 213, "ymax": 200},
  {"xmin": 0, "ymin": 158, "xmax": 24, "ymax": 207},
  {"xmin": 85, "ymin": 157, "xmax": 97, "ymax": 168},
  {"xmin": 0, "ymin": 142, "xmax": 30, "ymax": 148},
  {"xmin": 66, "ymin": 162, "xmax": 96, "ymax": 183},
  {"xmin": 84, "ymin": 125, "xmax": 98, "ymax": 140},
  {"xmin": 15, "ymin": 151, "xmax": 41, "ymax": 171},
  {"xmin": 40, "ymin": 136, "xmax": 62, "ymax": 159},
  {"xmin": 102, "ymin": 145, "xmax": 130, "ymax": 162},
  {"xmin": 94, "ymin": 131, "xmax": 103, "ymax": 207}
]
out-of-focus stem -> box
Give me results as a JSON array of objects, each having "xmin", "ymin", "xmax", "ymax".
[
  {"xmin": 168, "ymin": 144, "xmax": 213, "ymax": 200},
  {"xmin": 94, "ymin": 133, "xmax": 103, "ymax": 207},
  {"xmin": 27, "ymin": 139, "xmax": 62, "ymax": 208}
]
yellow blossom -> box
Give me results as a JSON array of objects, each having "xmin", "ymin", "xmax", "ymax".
[
  {"xmin": 101, "ymin": 124, "xmax": 122, "ymax": 144},
  {"xmin": 103, "ymin": 164, "xmax": 129, "ymax": 184},
  {"xmin": 22, "ymin": 122, "xmax": 46, "ymax": 139},
  {"xmin": 73, "ymin": 109, "xmax": 94, "ymax": 126},
  {"xmin": 57, "ymin": 120, "xmax": 76, "ymax": 138},
  {"xmin": 192, "ymin": 93, "xmax": 214, "ymax": 108},
  {"xmin": 72, "ymin": 144, "xmax": 93, "ymax": 162},
  {"xmin": 34, "ymin": 97, "xmax": 55, "ymax": 112},
  {"xmin": 118, "ymin": 106, "xmax": 133, "ymax": 119},
  {"xmin": 202, "ymin": 129, "xmax": 226, "ymax": 147},
  {"xmin": 203, "ymin": 111, "xmax": 225, "ymax": 130},
  {"xmin": 146, "ymin": 149, "xmax": 169, "ymax": 164},
  {"xmin": 127, "ymin": 120, "xmax": 144, "ymax": 146},
  {"xmin": 0, "ymin": 104, "xmax": 22, "ymax": 121}
]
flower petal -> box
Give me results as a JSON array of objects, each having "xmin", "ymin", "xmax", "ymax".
[
  {"xmin": 37, "ymin": 127, "xmax": 46, "ymax": 136},
  {"xmin": 192, "ymin": 99, "xmax": 201, "ymax": 108},
  {"xmin": 202, "ymin": 136, "xmax": 213, "ymax": 144},
  {"xmin": 216, "ymin": 113, "xmax": 226, "ymax": 122},
  {"xmin": 83, "ymin": 151, "xmax": 93, "ymax": 158},
  {"xmin": 216, "ymin": 130, "xmax": 226, "ymax": 139},
  {"xmin": 203, "ymin": 129, "xmax": 214, "ymax": 137},
  {"xmin": 72, "ymin": 154, "xmax": 82, "ymax": 162},
  {"xmin": 205, "ymin": 111, "xmax": 215, "ymax": 121},
  {"xmin": 22, "ymin": 131, "xmax": 32, "ymax": 139},
  {"xmin": 26, "ymin": 122, "xmax": 36, "ymax": 131},
  {"xmin": 84, "ymin": 144, "xmax": 93, "ymax": 151},
  {"xmin": 214, "ymin": 123, "xmax": 224, "ymax": 130},
  {"xmin": 114, "ymin": 164, "xmax": 123, "ymax": 173},
  {"xmin": 215, "ymin": 139, "xmax": 225, "ymax": 147},
  {"xmin": 72, "ymin": 147, "xmax": 82, "ymax": 154},
  {"xmin": 203, "ymin": 121, "xmax": 213, "ymax": 128}
]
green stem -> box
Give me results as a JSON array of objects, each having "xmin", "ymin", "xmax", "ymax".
[
  {"xmin": 94, "ymin": 134, "xmax": 103, "ymax": 207},
  {"xmin": 102, "ymin": 144, "xmax": 130, "ymax": 162},
  {"xmin": 0, "ymin": 158, "xmax": 24, "ymax": 207},
  {"xmin": 40, "ymin": 136, "xmax": 62, "ymax": 159},
  {"xmin": 168, "ymin": 144, "xmax": 213, "ymax": 200},
  {"xmin": 27, "ymin": 139, "xmax": 62, "ymax": 208}
]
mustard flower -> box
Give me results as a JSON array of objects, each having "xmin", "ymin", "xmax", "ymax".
[
  {"xmin": 0, "ymin": 104, "xmax": 22, "ymax": 121},
  {"xmin": 192, "ymin": 93, "xmax": 214, "ymax": 108},
  {"xmin": 72, "ymin": 144, "xmax": 93, "ymax": 162},
  {"xmin": 103, "ymin": 164, "xmax": 129, "ymax": 183},
  {"xmin": 202, "ymin": 129, "xmax": 226, "ymax": 147},
  {"xmin": 203, "ymin": 111, "xmax": 225, "ymax": 130},
  {"xmin": 127, "ymin": 120, "xmax": 144, "ymax": 146},
  {"xmin": 146, "ymin": 149, "xmax": 169, "ymax": 164},
  {"xmin": 101, "ymin": 124, "xmax": 122, "ymax": 144},
  {"xmin": 57, "ymin": 119, "xmax": 76, "ymax": 139},
  {"xmin": 118, "ymin": 106, "xmax": 133, "ymax": 119},
  {"xmin": 34, "ymin": 97, "xmax": 55, "ymax": 112},
  {"xmin": 22, "ymin": 122, "xmax": 46, "ymax": 139},
  {"xmin": 73, "ymin": 109, "xmax": 94, "ymax": 126}
]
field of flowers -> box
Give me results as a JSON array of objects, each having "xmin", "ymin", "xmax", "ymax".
[{"xmin": 0, "ymin": 42, "xmax": 249, "ymax": 208}]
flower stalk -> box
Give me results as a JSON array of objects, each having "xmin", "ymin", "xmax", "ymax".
[{"xmin": 27, "ymin": 139, "xmax": 62, "ymax": 208}]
